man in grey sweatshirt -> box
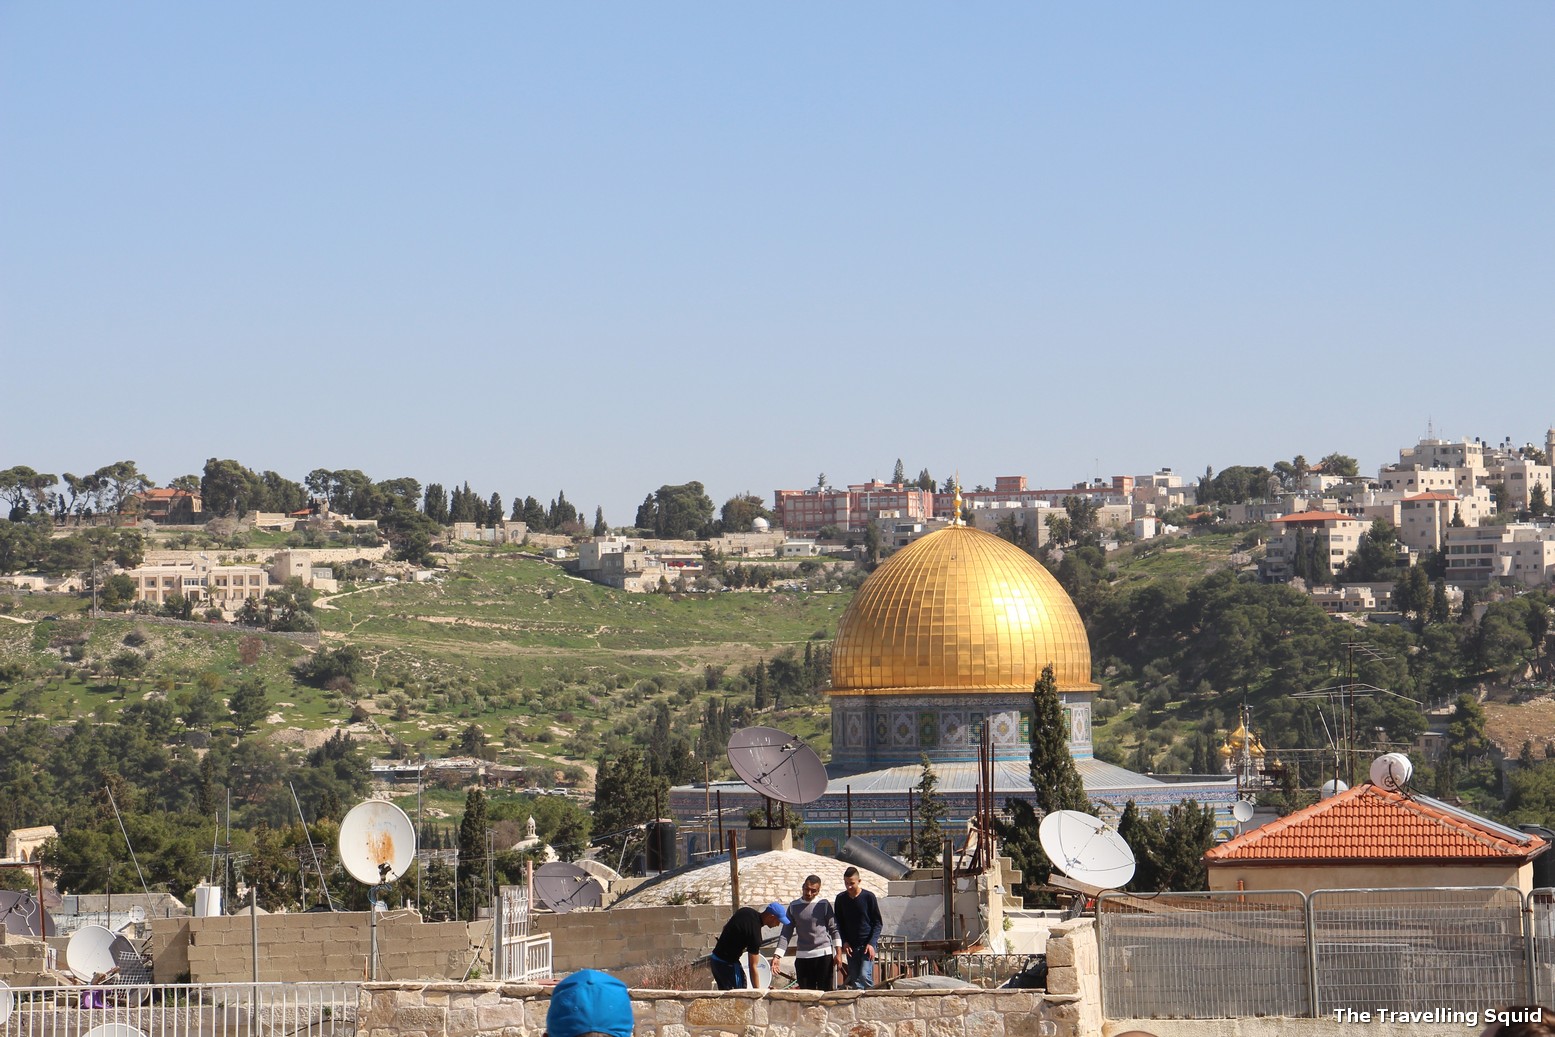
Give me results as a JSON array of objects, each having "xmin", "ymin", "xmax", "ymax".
[{"xmin": 771, "ymin": 874, "xmax": 843, "ymax": 990}]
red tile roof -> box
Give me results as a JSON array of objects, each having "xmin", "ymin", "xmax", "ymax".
[
  {"xmin": 1270, "ymin": 511, "xmax": 1352, "ymax": 524},
  {"xmin": 1204, "ymin": 785, "xmax": 1545, "ymax": 864}
]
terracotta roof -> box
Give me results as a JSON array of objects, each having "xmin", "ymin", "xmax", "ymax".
[
  {"xmin": 1204, "ymin": 784, "xmax": 1546, "ymax": 865},
  {"xmin": 1271, "ymin": 511, "xmax": 1353, "ymax": 524}
]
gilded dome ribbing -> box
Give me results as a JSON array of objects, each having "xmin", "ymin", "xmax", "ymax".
[{"xmin": 830, "ymin": 524, "xmax": 1097, "ymax": 694}]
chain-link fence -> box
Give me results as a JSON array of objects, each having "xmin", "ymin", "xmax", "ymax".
[
  {"xmin": 1098, "ymin": 890, "xmax": 1310, "ymax": 1019},
  {"xmin": 1310, "ymin": 887, "xmax": 1525, "ymax": 1016},
  {"xmin": 1099, "ymin": 886, "xmax": 1547, "ymax": 1020}
]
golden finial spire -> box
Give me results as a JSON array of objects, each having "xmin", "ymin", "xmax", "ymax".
[{"xmin": 952, "ymin": 472, "xmax": 964, "ymax": 526}]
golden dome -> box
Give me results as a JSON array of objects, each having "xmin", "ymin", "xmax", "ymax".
[{"xmin": 831, "ymin": 524, "xmax": 1097, "ymax": 694}]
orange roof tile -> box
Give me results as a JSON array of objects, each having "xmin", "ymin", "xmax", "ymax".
[
  {"xmin": 1205, "ymin": 785, "xmax": 1545, "ymax": 864},
  {"xmin": 1271, "ymin": 511, "xmax": 1352, "ymax": 524}
]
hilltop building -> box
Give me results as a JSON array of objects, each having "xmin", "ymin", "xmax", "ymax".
[{"xmin": 671, "ymin": 510, "xmax": 1235, "ymax": 858}]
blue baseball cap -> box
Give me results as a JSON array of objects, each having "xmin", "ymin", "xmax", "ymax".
[
  {"xmin": 546, "ymin": 969, "xmax": 634, "ymax": 1037},
  {"xmin": 764, "ymin": 901, "xmax": 791, "ymax": 926}
]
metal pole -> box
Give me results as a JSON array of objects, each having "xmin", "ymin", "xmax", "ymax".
[
  {"xmin": 250, "ymin": 885, "xmax": 260, "ymax": 986},
  {"xmin": 907, "ymin": 786, "xmax": 915, "ymax": 866},
  {"xmin": 1303, "ymin": 891, "xmax": 1318, "ymax": 1017},
  {"xmin": 942, "ymin": 837, "xmax": 955, "ymax": 943},
  {"xmin": 370, "ymin": 892, "xmax": 379, "ymax": 981},
  {"xmin": 846, "ymin": 785, "xmax": 853, "ymax": 838},
  {"xmin": 704, "ymin": 763, "xmax": 713, "ymax": 857}
]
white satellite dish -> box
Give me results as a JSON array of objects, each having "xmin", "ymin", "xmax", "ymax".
[
  {"xmin": 83, "ymin": 1025, "xmax": 147, "ymax": 1037},
  {"xmin": 1231, "ymin": 800, "xmax": 1254, "ymax": 823},
  {"xmin": 65, "ymin": 924, "xmax": 120, "ymax": 982},
  {"xmin": 1369, "ymin": 753, "xmax": 1413, "ymax": 792},
  {"xmin": 0, "ymin": 979, "xmax": 13, "ymax": 1027},
  {"xmin": 1038, "ymin": 810, "xmax": 1136, "ymax": 889},
  {"xmin": 1320, "ymin": 779, "xmax": 1349, "ymax": 799},
  {"xmin": 751, "ymin": 955, "xmax": 772, "ymax": 990},
  {"xmin": 337, "ymin": 801, "xmax": 417, "ymax": 885}
]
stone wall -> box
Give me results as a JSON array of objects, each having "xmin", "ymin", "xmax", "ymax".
[
  {"xmin": 1043, "ymin": 919, "xmax": 1100, "ymax": 1037},
  {"xmin": 0, "ymin": 929, "xmax": 52, "ymax": 986},
  {"xmin": 150, "ymin": 911, "xmax": 483, "ymax": 984},
  {"xmin": 532, "ymin": 905, "xmax": 729, "ymax": 975},
  {"xmin": 359, "ymin": 982, "xmax": 1094, "ymax": 1037}
]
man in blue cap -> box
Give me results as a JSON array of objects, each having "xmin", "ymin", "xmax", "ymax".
[
  {"xmin": 709, "ymin": 901, "xmax": 790, "ymax": 990},
  {"xmin": 545, "ymin": 969, "xmax": 634, "ymax": 1037}
]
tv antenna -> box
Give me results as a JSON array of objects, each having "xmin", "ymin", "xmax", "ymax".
[
  {"xmin": 532, "ymin": 862, "xmax": 604, "ymax": 913},
  {"xmin": 1294, "ymin": 640, "xmax": 1416, "ymax": 787},
  {"xmin": 727, "ymin": 726, "xmax": 828, "ymax": 830},
  {"xmin": 337, "ymin": 801, "xmax": 417, "ymax": 980},
  {"xmin": 1039, "ymin": 810, "xmax": 1137, "ymax": 892}
]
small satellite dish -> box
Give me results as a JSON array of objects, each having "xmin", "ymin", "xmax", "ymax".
[
  {"xmin": 0, "ymin": 980, "xmax": 13, "ymax": 1027},
  {"xmin": 1369, "ymin": 753, "xmax": 1413, "ymax": 791},
  {"xmin": 1038, "ymin": 810, "xmax": 1136, "ymax": 889},
  {"xmin": 1320, "ymin": 779, "xmax": 1349, "ymax": 799},
  {"xmin": 751, "ymin": 955, "xmax": 772, "ymax": 990},
  {"xmin": 727, "ymin": 727, "xmax": 829, "ymax": 805},
  {"xmin": 1231, "ymin": 800, "xmax": 1254, "ymax": 823},
  {"xmin": 82, "ymin": 1025, "xmax": 147, "ymax": 1037},
  {"xmin": 337, "ymin": 801, "xmax": 417, "ymax": 885},
  {"xmin": 66, "ymin": 924, "xmax": 121, "ymax": 982},
  {"xmin": 533, "ymin": 861, "xmax": 604, "ymax": 913}
]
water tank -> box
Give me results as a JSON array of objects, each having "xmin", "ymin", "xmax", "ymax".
[
  {"xmin": 646, "ymin": 819, "xmax": 678, "ymax": 873},
  {"xmin": 193, "ymin": 883, "xmax": 223, "ymax": 917},
  {"xmin": 836, "ymin": 836, "xmax": 909, "ymax": 880}
]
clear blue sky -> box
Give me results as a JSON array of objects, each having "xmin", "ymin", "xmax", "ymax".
[{"xmin": 4, "ymin": 4, "xmax": 1552, "ymax": 523}]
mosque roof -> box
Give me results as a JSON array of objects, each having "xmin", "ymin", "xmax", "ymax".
[
  {"xmin": 1204, "ymin": 784, "xmax": 1547, "ymax": 864},
  {"xmin": 830, "ymin": 524, "xmax": 1097, "ymax": 695}
]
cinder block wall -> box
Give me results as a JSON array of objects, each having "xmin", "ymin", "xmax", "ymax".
[
  {"xmin": 533, "ymin": 905, "xmax": 729, "ymax": 973},
  {"xmin": 0, "ymin": 929, "xmax": 52, "ymax": 986},
  {"xmin": 359, "ymin": 982, "xmax": 1097, "ymax": 1037},
  {"xmin": 155, "ymin": 911, "xmax": 480, "ymax": 984}
]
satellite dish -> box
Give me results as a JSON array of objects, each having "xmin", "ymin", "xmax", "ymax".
[
  {"xmin": 1320, "ymin": 779, "xmax": 1349, "ymax": 799},
  {"xmin": 727, "ymin": 727, "xmax": 829, "ymax": 805},
  {"xmin": 533, "ymin": 862, "xmax": 604, "ymax": 913},
  {"xmin": 66, "ymin": 924, "xmax": 121, "ymax": 982},
  {"xmin": 0, "ymin": 890, "xmax": 51, "ymax": 938},
  {"xmin": 337, "ymin": 801, "xmax": 417, "ymax": 885},
  {"xmin": 0, "ymin": 980, "xmax": 13, "ymax": 1027},
  {"xmin": 1369, "ymin": 753, "xmax": 1413, "ymax": 791},
  {"xmin": 1231, "ymin": 800, "xmax": 1254, "ymax": 823},
  {"xmin": 82, "ymin": 1025, "xmax": 147, "ymax": 1037},
  {"xmin": 751, "ymin": 954, "xmax": 772, "ymax": 990},
  {"xmin": 1038, "ymin": 810, "xmax": 1136, "ymax": 889}
]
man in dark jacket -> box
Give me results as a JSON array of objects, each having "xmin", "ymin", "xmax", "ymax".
[
  {"xmin": 834, "ymin": 866, "xmax": 883, "ymax": 989},
  {"xmin": 709, "ymin": 901, "xmax": 789, "ymax": 990}
]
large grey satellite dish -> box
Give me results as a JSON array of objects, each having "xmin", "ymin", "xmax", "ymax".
[
  {"xmin": 1231, "ymin": 801, "xmax": 1254, "ymax": 824},
  {"xmin": 337, "ymin": 801, "xmax": 417, "ymax": 885},
  {"xmin": 533, "ymin": 862, "xmax": 604, "ymax": 913},
  {"xmin": 0, "ymin": 890, "xmax": 52, "ymax": 939},
  {"xmin": 1038, "ymin": 810, "xmax": 1136, "ymax": 889},
  {"xmin": 727, "ymin": 727, "xmax": 828, "ymax": 805}
]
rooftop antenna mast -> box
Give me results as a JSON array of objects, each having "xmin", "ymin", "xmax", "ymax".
[{"xmin": 103, "ymin": 784, "xmax": 152, "ymax": 898}]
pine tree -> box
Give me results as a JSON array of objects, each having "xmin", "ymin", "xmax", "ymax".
[
  {"xmin": 593, "ymin": 507, "xmax": 608, "ymax": 536},
  {"xmin": 913, "ymin": 755, "xmax": 946, "ymax": 868},
  {"xmin": 893, "ymin": 459, "xmax": 906, "ymax": 484},
  {"xmin": 456, "ymin": 788, "xmax": 489, "ymax": 920},
  {"xmin": 994, "ymin": 665, "xmax": 1088, "ymax": 902}
]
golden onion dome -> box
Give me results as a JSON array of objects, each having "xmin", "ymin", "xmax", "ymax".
[{"xmin": 831, "ymin": 524, "xmax": 1097, "ymax": 694}]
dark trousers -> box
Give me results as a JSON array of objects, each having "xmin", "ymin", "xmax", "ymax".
[
  {"xmin": 794, "ymin": 955, "xmax": 836, "ymax": 991},
  {"xmin": 709, "ymin": 955, "xmax": 745, "ymax": 991}
]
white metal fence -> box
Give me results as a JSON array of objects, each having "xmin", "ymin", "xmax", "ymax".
[
  {"xmin": 0, "ymin": 982, "xmax": 358, "ymax": 1037},
  {"xmin": 493, "ymin": 885, "xmax": 553, "ymax": 983},
  {"xmin": 1099, "ymin": 886, "xmax": 1550, "ymax": 1020}
]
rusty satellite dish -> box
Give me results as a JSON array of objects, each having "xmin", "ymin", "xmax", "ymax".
[
  {"xmin": 727, "ymin": 727, "xmax": 828, "ymax": 805},
  {"xmin": 338, "ymin": 801, "xmax": 417, "ymax": 885}
]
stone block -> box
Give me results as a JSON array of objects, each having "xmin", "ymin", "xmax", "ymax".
[
  {"xmin": 1044, "ymin": 965, "xmax": 1079, "ymax": 996},
  {"xmin": 685, "ymin": 995, "xmax": 755, "ymax": 1027},
  {"xmin": 963, "ymin": 1011, "xmax": 1005, "ymax": 1037},
  {"xmin": 858, "ymin": 996, "xmax": 918, "ymax": 1022},
  {"xmin": 1043, "ymin": 938, "xmax": 1074, "ymax": 968},
  {"xmin": 896, "ymin": 1019, "xmax": 928, "ymax": 1037}
]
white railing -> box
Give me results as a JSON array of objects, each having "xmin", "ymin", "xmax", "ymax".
[
  {"xmin": 494, "ymin": 885, "xmax": 553, "ymax": 982},
  {"xmin": 0, "ymin": 982, "xmax": 358, "ymax": 1037}
]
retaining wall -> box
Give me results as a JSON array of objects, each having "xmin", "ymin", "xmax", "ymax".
[{"xmin": 359, "ymin": 982, "xmax": 1095, "ymax": 1037}]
